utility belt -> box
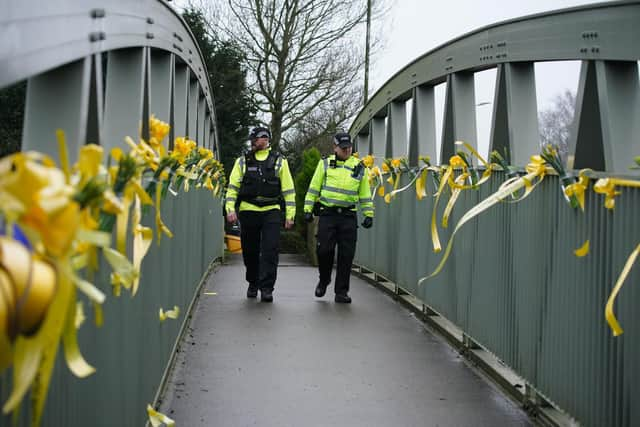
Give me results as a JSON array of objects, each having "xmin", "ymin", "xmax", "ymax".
[{"xmin": 317, "ymin": 204, "xmax": 356, "ymax": 217}]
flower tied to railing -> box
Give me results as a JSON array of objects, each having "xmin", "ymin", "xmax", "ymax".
[
  {"xmin": 421, "ymin": 154, "xmax": 550, "ymax": 285},
  {"xmin": 489, "ymin": 147, "xmax": 519, "ymax": 180},
  {"xmin": 0, "ymin": 114, "xmax": 224, "ymax": 426},
  {"xmin": 540, "ymin": 143, "xmax": 581, "ymax": 209},
  {"xmin": 381, "ymin": 157, "xmax": 403, "ymax": 203}
]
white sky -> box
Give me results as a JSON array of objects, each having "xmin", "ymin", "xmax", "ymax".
[{"xmin": 368, "ymin": 0, "xmax": 605, "ymax": 159}]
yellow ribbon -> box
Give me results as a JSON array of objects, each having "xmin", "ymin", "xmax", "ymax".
[
  {"xmin": 159, "ymin": 306, "xmax": 180, "ymax": 322},
  {"xmin": 116, "ymin": 188, "xmax": 132, "ymax": 255},
  {"xmin": 415, "ymin": 168, "xmax": 427, "ymax": 200},
  {"xmin": 605, "ymin": 243, "xmax": 639, "ymax": 336},
  {"xmin": 574, "ymin": 240, "xmax": 590, "ymax": 257},
  {"xmin": 102, "ymin": 247, "xmax": 137, "ymax": 295},
  {"xmin": 132, "ymin": 196, "xmax": 153, "ymax": 296},
  {"xmin": 593, "ymin": 177, "xmax": 640, "ymax": 210},
  {"xmin": 564, "ymin": 169, "xmax": 591, "ymax": 211},
  {"xmin": 155, "ymin": 184, "xmax": 173, "ymax": 245},
  {"xmin": 147, "ymin": 404, "xmax": 175, "ymax": 426},
  {"xmin": 420, "ymin": 157, "xmax": 547, "ymax": 286},
  {"xmin": 56, "ymin": 130, "xmax": 71, "ymax": 184},
  {"xmin": 430, "ymin": 166, "xmax": 453, "ymax": 253},
  {"xmin": 442, "ymin": 173, "xmax": 468, "ymax": 228},
  {"xmin": 62, "ymin": 284, "xmax": 95, "ymax": 378}
]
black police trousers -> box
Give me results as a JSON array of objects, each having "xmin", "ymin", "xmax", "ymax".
[
  {"xmin": 316, "ymin": 210, "xmax": 357, "ymax": 295},
  {"xmin": 238, "ymin": 209, "xmax": 281, "ymax": 291}
]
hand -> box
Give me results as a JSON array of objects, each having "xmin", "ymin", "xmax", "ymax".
[
  {"xmin": 304, "ymin": 212, "xmax": 314, "ymax": 223},
  {"xmin": 284, "ymin": 219, "xmax": 294, "ymax": 229},
  {"xmin": 361, "ymin": 216, "xmax": 373, "ymax": 229},
  {"xmin": 226, "ymin": 211, "xmax": 238, "ymax": 223}
]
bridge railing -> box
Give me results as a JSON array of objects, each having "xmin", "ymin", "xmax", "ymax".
[
  {"xmin": 0, "ymin": 1, "xmax": 223, "ymax": 426},
  {"xmin": 351, "ymin": 1, "xmax": 639, "ymax": 426}
]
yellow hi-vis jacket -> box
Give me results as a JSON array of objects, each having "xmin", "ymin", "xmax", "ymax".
[
  {"xmin": 225, "ymin": 148, "xmax": 296, "ymax": 221},
  {"xmin": 304, "ymin": 155, "xmax": 374, "ymax": 218}
]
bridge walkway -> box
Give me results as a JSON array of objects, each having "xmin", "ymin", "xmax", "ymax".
[{"xmin": 159, "ymin": 254, "xmax": 531, "ymax": 426}]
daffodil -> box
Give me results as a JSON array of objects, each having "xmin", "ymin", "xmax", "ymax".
[
  {"xmin": 362, "ymin": 155, "xmax": 374, "ymax": 168},
  {"xmin": 449, "ymin": 155, "xmax": 465, "ymax": 168},
  {"xmin": 77, "ymin": 144, "xmax": 104, "ymax": 185},
  {"xmin": 149, "ymin": 115, "xmax": 170, "ymax": 154}
]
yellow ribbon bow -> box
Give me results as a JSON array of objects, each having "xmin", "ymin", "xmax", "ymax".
[{"xmin": 593, "ymin": 178, "xmax": 640, "ymax": 210}]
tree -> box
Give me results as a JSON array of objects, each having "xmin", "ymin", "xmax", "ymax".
[
  {"xmin": 201, "ymin": 0, "xmax": 387, "ymax": 149},
  {"xmin": 0, "ymin": 81, "xmax": 26, "ymax": 158},
  {"xmin": 182, "ymin": 8, "xmax": 256, "ymax": 175},
  {"xmin": 294, "ymin": 146, "xmax": 321, "ymax": 230},
  {"xmin": 538, "ymin": 89, "xmax": 576, "ymax": 162}
]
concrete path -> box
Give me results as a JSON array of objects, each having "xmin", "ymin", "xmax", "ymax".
[{"xmin": 159, "ymin": 254, "xmax": 530, "ymax": 427}]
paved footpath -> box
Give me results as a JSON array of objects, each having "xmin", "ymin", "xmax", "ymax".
[{"xmin": 159, "ymin": 254, "xmax": 531, "ymax": 427}]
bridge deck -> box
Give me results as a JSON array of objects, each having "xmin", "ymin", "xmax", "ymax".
[{"xmin": 159, "ymin": 254, "xmax": 531, "ymax": 426}]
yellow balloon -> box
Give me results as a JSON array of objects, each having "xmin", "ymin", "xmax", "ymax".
[{"xmin": 0, "ymin": 238, "xmax": 56, "ymax": 334}]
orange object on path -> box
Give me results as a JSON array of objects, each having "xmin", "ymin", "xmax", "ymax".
[{"xmin": 225, "ymin": 235, "xmax": 242, "ymax": 253}]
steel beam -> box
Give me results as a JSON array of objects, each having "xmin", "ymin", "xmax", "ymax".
[
  {"xmin": 102, "ymin": 48, "xmax": 145, "ymax": 151},
  {"xmin": 386, "ymin": 101, "xmax": 407, "ymax": 158},
  {"xmin": 86, "ymin": 53, "xmax": 104, "ymax": 147},
  {"xmin": 351, "ymin": 1, "xmax": 640, "ymax": 139},
  {"xmin": 571, "ymin": 60, "xmax": 640, "ymax": 173},
  {"xmin": 355, "ymin": 134, "xmax": 369, "ymax": 155},
  {"xmin": 408, "ymin": 85, "xmax": 436, "ymax": 166},
  {"xmin": 187, "ymin": 80, "xmax": 198, "ymax": 141},
  {"xmin": 441, "ymin": 72, "xmax": 477, "ymax": 163},
  {"xmin": 150, "ymin": 50, "xmax": 173, "ymax": 129},
  {"xmin": 173, "ymin": 64, "xmax": 189, "ymax": 140},
  {"xmin": 22, "ymin": 57, "xmax": 91, "ymax": 162},
  {"xmin": 198, "ymin": 95, "xmax": 206, "ymax": 146},
  {"xmin": 489, "ymin": 63, "xmax": 539, "ymax": 166},
  {"xmin": 370, "ymin": 117, "xmax": 386, "ymax": 159}
]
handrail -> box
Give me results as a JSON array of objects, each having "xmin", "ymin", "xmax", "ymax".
[{"xmin": 0, "ymin": 0, "xmax": 214, "ymax": 115}]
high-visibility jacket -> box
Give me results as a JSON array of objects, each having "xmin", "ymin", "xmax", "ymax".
[
  {"xmin": 304, "ymin": 154, "xmax": 374, "ymax": 218},
  {"xmin": 225, "ymin": 148, "xmax": 296, "ymax": 220}
]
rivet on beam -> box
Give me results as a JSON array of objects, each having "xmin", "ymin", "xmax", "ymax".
[
  {"xmin": 89, "ymin": 32, "xmax": 106, "ymax": 42},
  {"xmin": 90, "ymin": 9, "xmax": 105, "ymax": 19}
]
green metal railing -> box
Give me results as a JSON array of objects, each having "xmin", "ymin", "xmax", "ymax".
[
  {"xmin": 0, "ymin": 1, "xmax": 224, "ymax": 425},
  {"xmin": 0, "ymin": 193, "xmax": 223, "ymax": 427},
  {"xmin": 351, "ymin": 1, "xmax": 640, "ymax": 426}
]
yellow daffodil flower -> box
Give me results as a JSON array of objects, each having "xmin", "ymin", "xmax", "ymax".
[
  {"xmin": 77, "ymin": 144, "xmax": 103, "ymax": 185},
  {"xmin": 362, "ymin": 155, "xmax": 374, "ymax": 168},
  {"xmin": 449, "ymin": 155, "xmax": 465, "ymax": 168}
]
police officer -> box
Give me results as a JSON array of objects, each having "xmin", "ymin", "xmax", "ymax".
[
  {"xmin": 303, "ymin": 132, "xmax": 374, "ymax": 303},
  {"xmin": 225, "ymin": 127, "xmax": 296, "ymax": 302}
]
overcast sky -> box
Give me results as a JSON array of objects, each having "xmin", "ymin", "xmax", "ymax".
[{"xmin": 368, "ymin": 0, "xmax": 606, "ymax": 158}]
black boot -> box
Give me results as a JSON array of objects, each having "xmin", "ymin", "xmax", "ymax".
[
  {"xmin": 335, "ymin": 293, "xmax": 351, "ymax": 304},
  {"xmin": 315, "ymin": 282, "xmax": 329, "ymax": 298},
  {"xmin": 247, "ymin": 284, "xmax": 258, "ymax": 298},
  {"xmin": 261, "ymin": 289, "xmax": 273, "ymax": 302}
]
